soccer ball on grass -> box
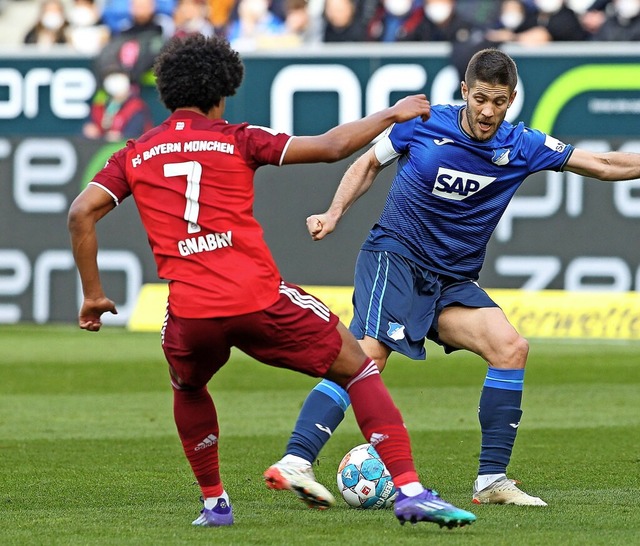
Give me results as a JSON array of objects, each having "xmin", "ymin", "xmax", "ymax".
[{"xmin": 336, "ymin": 443, "xmax": 397, "ymax": 509}]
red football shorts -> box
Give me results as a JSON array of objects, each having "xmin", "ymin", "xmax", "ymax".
[{"xmin": 162, "ymin": 281, "xmax": 342, "ymax": 388}]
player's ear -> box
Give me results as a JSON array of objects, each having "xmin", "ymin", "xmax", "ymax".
[
  {"xmin": 507, "ymin": 89, "xmax": 517, "ymax": 108},
  {"xmin": 460, "ymin": 81, "xmax": 468, "ymax": 101}
]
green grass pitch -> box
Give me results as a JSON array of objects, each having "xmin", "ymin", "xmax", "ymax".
[{"xmin": 1, "ymin": 324, "xmax": 639, "ymax": 545}]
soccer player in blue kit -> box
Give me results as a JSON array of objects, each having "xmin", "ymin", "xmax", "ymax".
[{"xmin": 264, "ymin": 48, "xmax": 640, "ymax": 508}]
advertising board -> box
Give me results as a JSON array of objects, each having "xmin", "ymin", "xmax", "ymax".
[{"xmin": 1, "ymin": 43, "xmax": 639, "ymax": 326}]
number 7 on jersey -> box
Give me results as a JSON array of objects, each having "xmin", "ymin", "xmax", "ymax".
[{"xmin": 164, "ymin": 161, "xmax": 203, "ymax": 234}]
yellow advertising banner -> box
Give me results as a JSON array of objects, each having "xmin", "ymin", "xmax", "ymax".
[
  {"xmin": 488, "ymin": 289, "xmax": 640, "ymax": 340},
  {"xmin": 128, "ymin": 284, "xmax": 640, "ymax": 340}
]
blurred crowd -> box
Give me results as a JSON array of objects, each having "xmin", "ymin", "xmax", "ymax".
[
  {"xmin": 18, "ymin": 0, "xmax": 640, "ymax": 54},
  {"xmin": 12, "ymin": 0, "xmax": 638, "ymax": 140}
]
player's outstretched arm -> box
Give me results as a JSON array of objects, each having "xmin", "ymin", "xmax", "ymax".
[
  {"xmin": 307, "ymin": 147, "xmax": 383, "ymax": 241},
  {"xmin": 283, "ymin": 94, "xmax": 429, "ymax": 165},
  {"xmin": 68, "ymin": 185, "xmax": 118, "ymax": 331},
  {"xmin": 565, "ymin": 147, "xmax": 640, "ymax": 181}
]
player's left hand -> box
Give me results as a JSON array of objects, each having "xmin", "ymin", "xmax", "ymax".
[
  {"xmin": 78, "ymin": 296, "xmax": 118, "ymax": 332},
  {"xmin": 391, "ymin": 94, "xmax": 431, "ymax": 123}
]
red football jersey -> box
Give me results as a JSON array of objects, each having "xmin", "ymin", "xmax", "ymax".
[{"xmin": 91, "ymin": 110, "xmax": 293, "ymax": 318}]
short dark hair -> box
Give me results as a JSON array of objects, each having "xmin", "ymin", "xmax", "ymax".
[
  {"xmin": 153, "ymin": 34, "xmax": 244, "ymax": 113},
  {"xmin": 465, "ymin": 48, "xmax": 518, "ymax": 92}
]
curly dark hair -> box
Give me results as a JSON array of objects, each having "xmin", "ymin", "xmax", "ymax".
[{"xmin": 153, "ymin": 34, "xmax": 244, "ymax": 113}]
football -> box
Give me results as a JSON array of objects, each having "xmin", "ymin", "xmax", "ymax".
[{"xmin": 336, "ymin": 443, "xmax": 397, "ymax": 509}]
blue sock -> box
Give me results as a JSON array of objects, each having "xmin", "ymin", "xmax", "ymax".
[
  {"xmin": 478, "ymin": 367, "xmax": 524, "ymax": 475},
  {"xmin": 286, "ymin": 379, "xmax": 351, "ymax": 463}
]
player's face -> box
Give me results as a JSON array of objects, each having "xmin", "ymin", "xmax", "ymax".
[{"xmin": 460, "ymin": 80, "xmax": 516, "ymax": 142}]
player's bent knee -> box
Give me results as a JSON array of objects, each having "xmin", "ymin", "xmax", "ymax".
[
  {"xmin": 500, "ymin": 335, "xmax": 529, "ymax": 369},
  {"xmin": 515, "ymin": 335, "xmax": 529, "ymax": 364}
]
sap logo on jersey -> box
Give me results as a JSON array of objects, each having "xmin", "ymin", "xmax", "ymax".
[{"xmin": 433, "ymin": 167, "xmax": 496, "ymax": 201}]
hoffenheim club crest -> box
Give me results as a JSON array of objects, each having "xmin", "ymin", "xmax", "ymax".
[
  {"xmin": 492, "ymin": 148, "xmax": 511, "ymax": 166},
  {"xmin": 387, "ymin": 322, "xmax": 406, "ymax": 341}
]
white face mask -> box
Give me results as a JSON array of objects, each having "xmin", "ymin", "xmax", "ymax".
[
  {"xmin": 384, "ymin": 0, "xmax": 413, "ymax": 17},
  {"xmin": 500, "ymin": 11, "xmax": 524, "ymax": 29},
  {"xmin": 615, "ymin": 0, "xmax": 640, "ymax": 19},
  {"xmin": 424, "ymin": 1, "xmax": 453, "ymax": 24},
  {"xmin": 103, "ymin": 73, "xmax": 131, "ymax": 98},
  {"xmin": 41, "ymin": 12, "xmax": 65, "ymax": 30},
  {"xmin": 243, "ymin": 0, "xmax": 269, "ymax": 19},
  {"xmin": 534, "ymin": 0, "xmax": 564, "ymax": 14},
  {"xmin": 566, "ymin": 0, "xmax": 594, "ymax": 13},
  {"xmin": 69, "ymin": 6, "xmax": 98, "ymax": 27}
]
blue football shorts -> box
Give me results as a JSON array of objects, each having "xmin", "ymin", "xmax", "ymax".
[{"xmin": 349, "ymin": 249, "xmax": 499, "ymax": 359}]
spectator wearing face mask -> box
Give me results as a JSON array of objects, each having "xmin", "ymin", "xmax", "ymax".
[
  {"xmin": 485, "ymin": 0, "xmax": 538, "ymax": 43},
  {"xmin": 83, "ymin": 69, "xmax": 153, "ymax": 141},
  {"xmin": 593, "ymin": 0, "xmax": 640, "ymax": 38},
  {"xmin": 24, "ymin": 0, "xmax": 70, "ymax": 47},
  {"xmin": 366, "ymin": 0, "xmax": 423, "ymax": 42},
  {"xmin": 398, "ymin": 0, "xmax": 482, "ymax": 42},
  {"xmin": 511, "ymin": 0, "xmax": 589, "ymax": 44},
  {"xmin": 67, "ymin": 0, "xmax": 111, "ymax": 55},
  {"xmin": 94, "ymin": 0, "xmax": 167, "ymax": 93}
]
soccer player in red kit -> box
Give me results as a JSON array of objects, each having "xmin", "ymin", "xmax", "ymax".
[{"xmin": 67, "ymin": 34, "xmax": 476, "ymax": 529}]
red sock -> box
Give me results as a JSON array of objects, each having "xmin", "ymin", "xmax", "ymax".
[
  {"xmin": 173, "ymin": 385, "xmax": 223, "ymax": 497},
  {"xmin": 346, "ymin": 359, "xmax": 419, "ymax": 487}
]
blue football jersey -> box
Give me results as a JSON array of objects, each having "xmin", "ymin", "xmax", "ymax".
[{"xmin": 362, "ymin": 104, "xmax": 574, "ymax": 280}]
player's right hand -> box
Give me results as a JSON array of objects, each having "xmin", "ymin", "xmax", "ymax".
[
  {"xmin": 391, "ymin": 94, "xmax": 431, "ymax": 123},
  {"xmin": 306, "ymin": 213, "xmax": 338, "ymax": 241},
  {"xmin": 78, "ymin": 296, "xmax": 118, "ymax": 332}
]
